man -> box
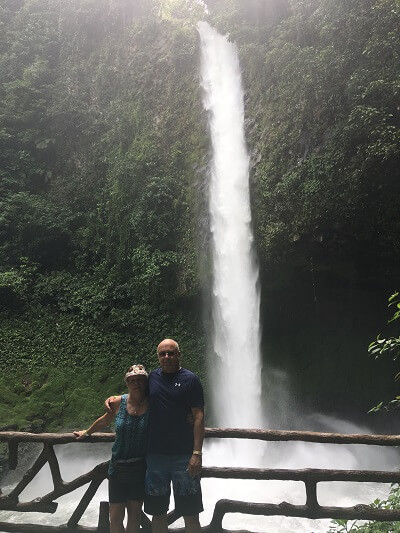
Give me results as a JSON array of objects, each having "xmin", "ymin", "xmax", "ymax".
[
  {"xmin": 146, "ymin": 338, "xmax": 204, "ymax": 533},
  {"xmin": 108, "ymin": 338, "xmax": 205, "ymax": 533}
]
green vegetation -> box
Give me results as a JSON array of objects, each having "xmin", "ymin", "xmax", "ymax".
[
  {"xmin": 329, "ymin": 484, "xmax": 400, "ymax": 532},
  {"xmin": 0, "ymin": 0, "xmax": 208, "ymax": 431},
  {"xmin": 244, "ymin": 0, "xmax": 400, "ymax": 283},
  {"xmin": 0, "ymin": 367, "xmax": 127, "ymax": 433},
  {"xmin": 368, "ymin": 292, "xmax": 400, "ymax": 412}
]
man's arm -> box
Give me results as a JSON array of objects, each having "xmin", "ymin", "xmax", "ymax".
[
  {"xmin": 104, "ymin": 395, "xmax": 121, "ymax": 414},
  {"xmin": 187, "ymin": 407, "xmax": 204, "ymax": 477}
]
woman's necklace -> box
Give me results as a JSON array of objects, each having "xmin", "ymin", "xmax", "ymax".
[{"xmin": 128, "ymin": 396, "xmax": 146, "ymax": 415}]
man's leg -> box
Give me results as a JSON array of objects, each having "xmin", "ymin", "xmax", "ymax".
[
  {"xmin": 151, "ymin": 513, "xmax": 168, "ymax": 533},
  {"xmin": 144, "ymin": 455, "xmax": 171, "ymax": 533},
  {"xmin": 183, "ymin": 514, "xmax": 201, "ymax": 533},
  {"xmin": 171, "ymin": 456, "xmax": 203, "ymax": 533}
]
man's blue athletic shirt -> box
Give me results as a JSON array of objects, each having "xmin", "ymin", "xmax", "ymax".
[{"xmin": 147, "ymin": 367, "xmax": 205, "ymax": 455}]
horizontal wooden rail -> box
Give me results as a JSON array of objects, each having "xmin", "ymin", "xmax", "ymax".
[
  {"xmin": 0, "ymin": 432, "xmax": 115, "ymax": 444},
  {"xmin": 0, "ymin": 525, "xmax": 95, "ymax": 532},
  {"xmin": 202, "ymin": 466, "xmax": 400, "ymax": 483},
  {"xmin": 205, "ymin": 428, "xmax": 400, "ymax": 445},
  {"xmin": 1, "ymin": 428, "xmax": 400, "ymax": 445},
  {"xmin": 205, "ymin": 499, "xmax": 400, "ymax": 527}
]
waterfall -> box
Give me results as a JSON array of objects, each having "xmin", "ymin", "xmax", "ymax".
[{"xmin": 198, "ymin": 21, "xmax": 263, "ymax": 430}]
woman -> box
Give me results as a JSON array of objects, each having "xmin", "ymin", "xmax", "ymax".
[{"xmin": 74, "ymin": 364, "xmax": 149, "ymax": 533}]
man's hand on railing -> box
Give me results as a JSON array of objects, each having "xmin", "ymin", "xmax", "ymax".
[{"xmin": 105, "ymin": 395, "xmax": 120, "ymax": 413}]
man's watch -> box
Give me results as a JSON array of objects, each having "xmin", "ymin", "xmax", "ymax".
[{"xmin": 192, "ymin": 450, "xmax": 202, "ymax": 456}]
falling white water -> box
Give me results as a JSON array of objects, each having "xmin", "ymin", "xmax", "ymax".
[{"xmin": 199, "ymin": 21, "xmax": 262, "ymax": 431}]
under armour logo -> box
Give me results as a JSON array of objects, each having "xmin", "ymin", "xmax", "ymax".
[{"xmin": 174, "ymin": 382, "xmax": 181, "ymax": 387}]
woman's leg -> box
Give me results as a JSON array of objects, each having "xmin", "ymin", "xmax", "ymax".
[
  {"xmin": 126, "ymin": 500, "xmax": 143, "ymax": 533},
  {"xmin": 109, "ymin": 502, "xmax": 126, "ymax": 533}
]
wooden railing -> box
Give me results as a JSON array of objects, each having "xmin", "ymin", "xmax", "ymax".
[{"xmin": 1, "ymin": 429, "xmax": 400, "ymax": 532}]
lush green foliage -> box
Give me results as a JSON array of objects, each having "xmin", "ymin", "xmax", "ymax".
[
  {"xmin": 0, "ymin": 0, "xmax": 208, "ymax": 430},
  {"xmin": 368, "ymin": 292, "xmax": 400, "ymax": 412},
  {"xmin": 369, "ymin": 292, "xmax": 400, "ymax": 362},
  {"xmin": 0, "ymin": 367, "xmax": 127, "ymax": 432},
  {"xmin": 329, "ymin": 484, "xmax": 400, "ymax": 532},
  {"xmin": 240, "ymin": 0, "xmax": 400, "ymax": 283}
]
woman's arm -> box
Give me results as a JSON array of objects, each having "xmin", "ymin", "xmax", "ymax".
[{"xmin": 74, "ymin": 398, "xmax": 121, "ymax": 439}]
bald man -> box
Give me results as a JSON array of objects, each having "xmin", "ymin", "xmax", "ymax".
[{"xmin": 144, "ymin": 339, "xmax": 204, "ymax": 533}]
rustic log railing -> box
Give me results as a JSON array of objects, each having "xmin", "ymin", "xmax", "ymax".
[{"xmin": 0, "ymin": 428, "xmax": 400, "ymax": 532}]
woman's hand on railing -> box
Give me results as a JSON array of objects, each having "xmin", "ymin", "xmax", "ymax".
[
  {"xmin": 73, "ymin": 412, "xmax": 114, "ymax": 441},
  {"xmin": 73, "ymin": 430, "xmax": 89, "ymax": 440}
]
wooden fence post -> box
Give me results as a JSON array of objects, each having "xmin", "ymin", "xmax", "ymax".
[
  {"xmin": 8, "ymin": 442, "xmax": 18, "ymax": 470},
  {"xmin": 97, "ymin": 501, "xmax": 110, "ymax": 533}
]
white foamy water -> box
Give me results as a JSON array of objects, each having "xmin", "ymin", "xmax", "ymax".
[{"xmin": 198, "ymin": 20, "xmax": 263, "ymax": 431}]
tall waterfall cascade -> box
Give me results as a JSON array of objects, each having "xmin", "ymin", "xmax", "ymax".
[{"xmin": 198, "ymin": 21, "xmax": 263, "ymax": 430}]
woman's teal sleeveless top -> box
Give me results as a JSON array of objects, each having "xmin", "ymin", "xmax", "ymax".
[{"xmin": 108, "ymin": 394, "xmax": 149, "ymax": 475}]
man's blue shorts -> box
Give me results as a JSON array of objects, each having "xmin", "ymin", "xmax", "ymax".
[{"xmin": 144, "ymin": 454, "xmax": 203, "ymax": 516}]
